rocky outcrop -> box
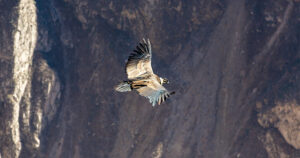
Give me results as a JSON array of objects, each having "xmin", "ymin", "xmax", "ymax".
[
  {"xmin": 258, "ymin": 101, "xmax": 300, "ymax": 150},
  {"xmin": 0, "ymin": 0, "xmax": 37, "ymax": 157},
  {"xmin": 0, "ymin": 0, "xmax": 300, "ymax": 158},
  {"xmin": 0, "ymin": 0, "xmax": 61, "ymax": 157}
]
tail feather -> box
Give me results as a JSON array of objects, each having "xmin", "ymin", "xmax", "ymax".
[{"xmin": 115, "ymin": 82, "xmax": 132, "ymax": 92}]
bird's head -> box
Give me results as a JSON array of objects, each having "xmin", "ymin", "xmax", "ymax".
[{"xmin": 160, "ymin": 77, "xmax": 169, "ymax": 85}]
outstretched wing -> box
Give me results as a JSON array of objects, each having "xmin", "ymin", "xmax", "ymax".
[
  {"xmin": 137, "ymin": 80, "xmax": 172, "ymax": 106},
  {"xmin": 126, "ymin": 39, "xmax": 153, "ymax": 79}
]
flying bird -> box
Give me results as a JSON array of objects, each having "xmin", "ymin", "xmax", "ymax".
[{"xmin": 115, "ymin": 38, "xmax": 174, "ymax": 106}]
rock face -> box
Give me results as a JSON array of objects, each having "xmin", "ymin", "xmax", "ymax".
[{"xmin": 0, "ymin": 0, "xmax": 300, "ymax": 158}]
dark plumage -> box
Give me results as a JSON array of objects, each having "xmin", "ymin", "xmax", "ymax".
[{"xmin": 115, "ymin": 39, "xmax": 174, "ymax": 106}]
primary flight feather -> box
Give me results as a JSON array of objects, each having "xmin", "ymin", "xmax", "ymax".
[{"xmin": 115, "ymin": 38, "xmax": 174, "ymax": 106}]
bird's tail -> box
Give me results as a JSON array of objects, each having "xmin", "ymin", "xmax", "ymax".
[{"xmin": 114, "ymin": 81, "xmax": 132, "ymax": 92}]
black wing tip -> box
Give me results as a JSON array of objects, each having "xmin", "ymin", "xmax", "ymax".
[
  {"xmin": 156, "ymin": 91, "xmax": 175, "ymax": 105},
  {"xmin": 127, "ymin": 39, "xmax": 151, "ymax": 60},
  {"xmin": 141, "ymin": 38, "xmax": 147, "ymax": 44},
  {"xmin": 141, "ymin": 38, "xmax": 151, "ymax": 45},
  {"xmin": 136, "ymin": 38, "xmax": 151, "ymax": 52}
]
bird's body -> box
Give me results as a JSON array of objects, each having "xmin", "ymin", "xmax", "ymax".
[{"xmin": 115, "ymin": 39, "xmax": 174, "ymax": 106}]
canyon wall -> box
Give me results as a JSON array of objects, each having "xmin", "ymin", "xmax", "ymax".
[{"xmin": 0, "ymin": 0, "xmax": 300, "ymax": 158}]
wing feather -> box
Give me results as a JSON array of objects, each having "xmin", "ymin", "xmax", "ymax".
[
  {"xmin": 126, "ymin": 39, "xmax": 153, "ymax": 79},
  {"xmin": 137, "ymin": 79, "xmax": 172, "ymax": 106}
]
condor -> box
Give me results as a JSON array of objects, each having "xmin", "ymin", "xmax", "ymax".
[{"xmin": 115, "ymin": 39, "xmax": 174, "ymax": 106}]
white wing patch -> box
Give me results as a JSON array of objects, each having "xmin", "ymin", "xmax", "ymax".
[
  {"xmin": 119, "ymin": 38, "xmax": 174, "ymax": 106},
  {"xmin": 126, "ymin": 39, "xmax": 153, "ymax": 79},
  {"xmin": 137, "ymin": 79, "xmax": 171, "ymax": 106}
]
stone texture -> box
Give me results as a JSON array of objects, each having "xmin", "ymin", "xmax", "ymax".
[
  {"xmin": 259, "ymin": 131, "xmax": 290, "ymax": 158},
  {"xmin": 0, "ymin": 0, "xmax": 37, "ymax": 157},
  {"xmin": 258, "ymin": 101, "xmax": 300, "ymax": 149},
  {"xmin": 0, "ymin": 0, "xmax": 300, "ymax": 158}
]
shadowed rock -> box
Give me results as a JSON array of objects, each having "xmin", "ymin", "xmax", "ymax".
[{"xmin": 0, "ymin": 0, "xmax": 300, "ymax": 158}]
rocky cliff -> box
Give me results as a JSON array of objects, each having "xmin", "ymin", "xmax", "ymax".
[{"xmin": 0, "ymin": 0, "xmax": 300, "ymax": 158}]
